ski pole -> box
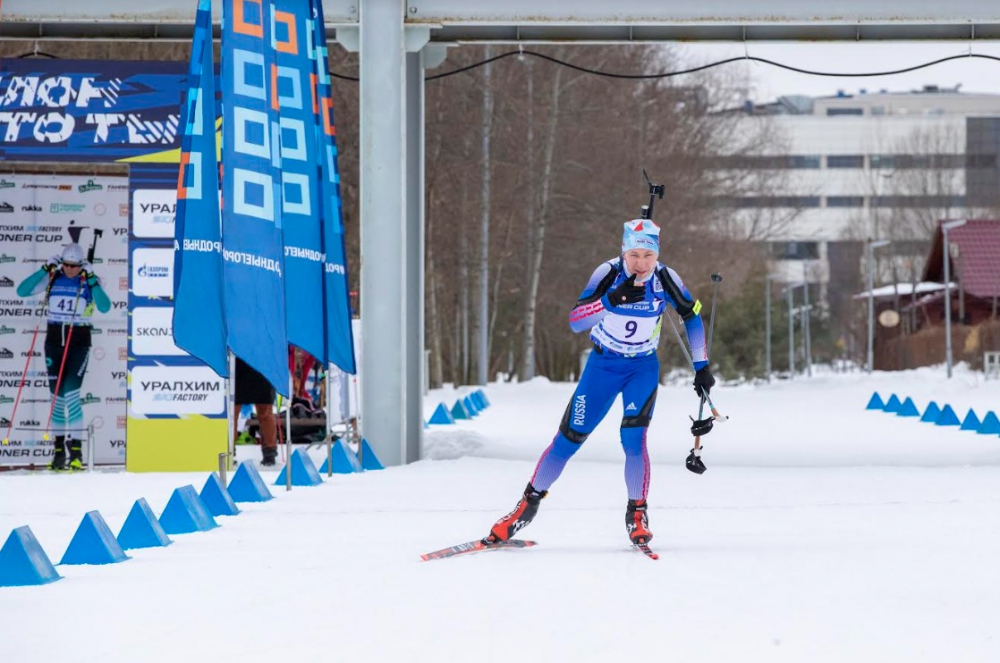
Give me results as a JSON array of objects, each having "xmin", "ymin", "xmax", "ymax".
[
  {"xmin": 3, "ymin": 274, "xmax": 57, "ymax": 445},
  {"xmin": 691, "ymin": 273, "xmax": 724, "ymax": 452},
  {"xmin": 42, "ymin": 275, "xmax": 86, "ymax": 442},
  {"xmin": 664, "ymin": 302, "xmax": 728, "ymax": 426}
]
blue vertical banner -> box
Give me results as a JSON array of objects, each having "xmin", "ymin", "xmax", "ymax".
[
  {"xmin": 310, "ymin": 0, "xmax": 357, "ymax": 374},
  {"xmin": 221, "ymin": 0, "xmax": 289, "ymax": 395},
  {"xmin": 273, "ymin": 0, "xmax": 325, "ymax": 363},
  {"xmin": 173, "ymin": 0, "xmax": 228, "ymax": 377}
]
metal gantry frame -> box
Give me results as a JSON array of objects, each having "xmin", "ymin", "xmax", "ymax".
[{"xmin": 5, "ymin": 0, "xmax": 1000, "ymax": 464}]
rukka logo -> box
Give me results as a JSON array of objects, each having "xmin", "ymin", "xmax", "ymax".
[{"xmin": 0, "ymin": 202, "xmax": 13, "ymax": 213}]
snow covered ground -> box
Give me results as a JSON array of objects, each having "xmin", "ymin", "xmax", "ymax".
[{"xmin": 2, "ymin": 366, "xmax": 1000, "ymax": 662}]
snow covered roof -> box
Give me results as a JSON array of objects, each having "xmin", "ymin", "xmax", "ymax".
[{"xmin": 852, "ymin": 282, "xmax": 950, "ymax": 300}]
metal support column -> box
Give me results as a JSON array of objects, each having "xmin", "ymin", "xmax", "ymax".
[
  {"xmin": 360, "ymin": 0, "xmax": 407, "ymax": 466},
  {"xmin": 942, "ymin": 220, "xmax": 967, "ymax": 379},
  {"xmin": 764, "ymin": 276, "xmax": 772, "ymax": 381},
  {"xmin": 787, "ymin": 286, "xmax": 795, "ymax": 378},
  {"xmin": 404, "ymin": 47, "xmax": 425, "ymax": 464}
]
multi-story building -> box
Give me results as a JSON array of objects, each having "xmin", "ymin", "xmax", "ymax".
[{"xmin": 721, "ymin": 86, "xmax": 1000, "ymax": 320}]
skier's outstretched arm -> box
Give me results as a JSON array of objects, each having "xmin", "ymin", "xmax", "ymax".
[
  {"xmin": 661, "ymin": 266, "xmax": 708, "ymax": 370},
  {"xmin": 568, "ymin": 262, "xmax": 617, "ymax": 333}
]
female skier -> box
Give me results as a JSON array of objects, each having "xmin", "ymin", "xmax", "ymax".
[
  {"xmin": 485, "ymin": 218, "xmax": 713, "ymax": 545},
  {"xmin": 17, "ymin": 243, "xmax": 111, "ymax": 470}
]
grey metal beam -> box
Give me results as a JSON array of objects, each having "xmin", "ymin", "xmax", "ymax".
[
  {"xmin": 404, "ymin": 49, "xmax": 424, "ymax": 464},
  {"xmin": 405, "ymin": 0, "xmax": 1000, "ymax": 23},
  {"xmin": 360, "ymin": 0, "xmax": 408, "ymax": 468},
  {"xmin": 431, "ymin": 23, "xmax": 1000, "ymax": 43},
  {"xmin": 0, "ymin": 0, "xmax": 356, "ymax": 23},
  {"xmin": 7, "ymin": 0, "xmax": 1000, "ymax": 42}
]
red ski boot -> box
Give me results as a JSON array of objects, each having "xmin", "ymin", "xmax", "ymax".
[
  {"xmin": 485, "ymin": 484, "xmax": 547, "ymax": 543},
  {"xmin": 626, "ymin": 499, "xmax": 653, "ymax": 544}
]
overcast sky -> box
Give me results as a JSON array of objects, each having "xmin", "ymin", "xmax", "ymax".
[{"xmin": 675, "ymin": 41, "xmax": 1000, "ymax": 102}]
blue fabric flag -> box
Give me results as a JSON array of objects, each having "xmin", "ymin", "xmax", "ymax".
[
  {"xmin": 173, "ymin": 0, "xmax": 228, "ymax": 377},
  {"xmin": 311, "ymin": 0, "xmax": 357, "ymax": 374},
  {"xmin": 221, "ymin": 0, "xmax": 289, "ymax": 395},
  {"xmin": 273, "ymin": 0, "xmax": 326, "ymax": 364}
]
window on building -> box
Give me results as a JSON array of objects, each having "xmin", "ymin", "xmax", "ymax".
[
  {"xmin": 770, "ymin": 242, "xmax": 820, "ymax": 260},
  {"xmin": 870, "ymin": 154, "xmax": 963, "ymax": 169},
  {"xmin": 735, "ymin": 196, "xmax": 821, "ymax": 208},
  {"xmin": 705, "ymin": 155, "xmax": 821, "ymax": 169},
  {"xmin": 871, "ymin": 195, "xmax": 967, "ymax": 208},
  {"xmin": 826, "ymin": 155, "xmax": 864, "ymax": 168},
  {"xmin": 966, "ymin": 154, "xmax": 997, "ymax": 168},
  {"xmin": 826, "ymin": 196, "xmax": 865, "ymax": 208},
  {"xmin": 785, "ymin": 155, "xmax": 822, "ymax": 169},
  {"xmin": 827, "ymin": 108, "xmax": 864, "ymax": 116}
]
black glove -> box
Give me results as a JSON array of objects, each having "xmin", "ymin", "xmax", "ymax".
[
  {"xmin": 686, "ymin": 448, "xmax": 707, "ymax": 474},
  {"xmin": 693, "ymin": 366, "xmax": 715, "ymax": 398},
  {"xmin": 690, "ymin": 416, "xmax": 714, "ymax": 437},
  {"xmin": 606, "ymin": 274, "xmax": 645, "ymax": 307}
]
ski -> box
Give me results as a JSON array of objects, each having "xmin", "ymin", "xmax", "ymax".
[
  {"xmin": 634, "ymin": 542, "xmax": 659, "ymax": 560},
  {"xmin": 420, "ymin": 539, "xmax": 536, "ymax": 562}
]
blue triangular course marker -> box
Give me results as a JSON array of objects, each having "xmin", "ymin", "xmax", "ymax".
[
  {"xmin": 275, "ymin": 449, "xmax": 324, "ymax": 486},
  {"xmin": 960, "ymin": 409, "xmax": 981, "ymax": 431},
  {"xmin": 0, "ymin": 526, "xmax": 61, "ymax": 586},
  {"xmin": 227, "ymin": 462, "xmax": 274, "ymax": 503},
  {"xmin": 470, "ymin": 391, "xmax": 484, "ymax": 410},
  {"xmin": 60, "ymin": 511, "xmax": 130, "ymax": 566},
  {"xmin": 117, "ymin": 498, "xmax": 172, "ymax": 551},
  {"xmin": 451, "ymin": 399, "xmax": 470, "ymax": 420},
  {"xmin": 865, "ymin": 392, "xmax": 885, "ymax": 410},
  {"xmin": 920, "ymin": 401, "xmax": 941, "ymax": 423},
  {"xmin": 479, "ymin": 391, "xmax": 491, "ymax": 407},
  {"xmin": 318, "ymin": 440, "xmax": 363, "ymax": 474},
  {"xmin": 883, "ymin": 394, "xmax": 902, "ymax": 413},
  {"xmin": 159, "ymin": 485, "xmax": 219, "ymax": 535},
  {"xmin": 358, "ymin": 438, "xmax": 384, "ymax": 471},
  {"xmin": 896, "ymin": 397, "xmax": 920, "ymax": 417},
  {"xmin": 977, "ymin": 411, "xmax": 1000, "ymax": 435},
  {"xmin": 464, "ymin": 395, "xmax": 480, "ymax": 417},
  {"xmin": 935, "ymin": 404, "xmax": 961, "ymax": 426},
  {"xmin": 429, "ymin": 402, "xmax": 455, "ymax": 425},
  {"xmin": 200, "ymin": 473, "xmax": 240, "ymax": 516}
]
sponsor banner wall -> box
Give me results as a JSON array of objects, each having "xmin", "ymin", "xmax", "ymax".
[
  {"xmin": 1, "ymin": 59, "xmax": 229, "ymax": 471},
  {"xmin": 0, "ymin": 173, "xmax": 128, "ymax": 466},
  {"xmin": 127, "ymin": 164, "xmax": 227, "ymax": 472}
]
